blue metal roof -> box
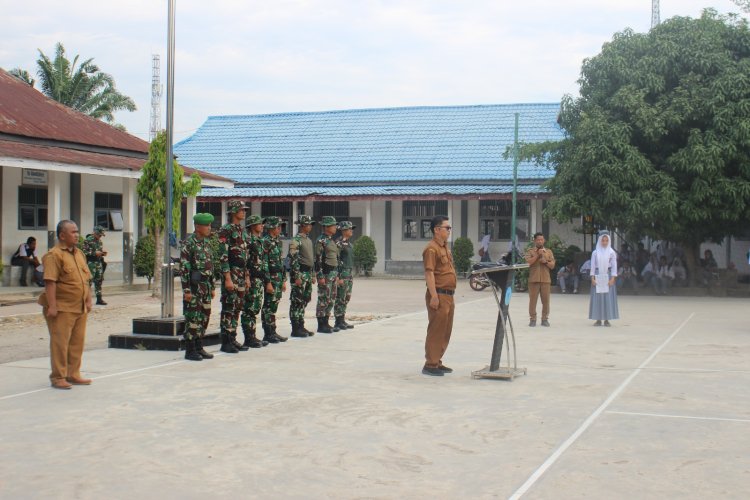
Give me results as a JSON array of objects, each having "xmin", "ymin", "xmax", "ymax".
[
  {"xmin": 175, "ymin": 103, "xmax": 561, "ymax": 185},
  {"xmin": 198, "ymin": 184, "xmax": 546, "ymax": 199}
]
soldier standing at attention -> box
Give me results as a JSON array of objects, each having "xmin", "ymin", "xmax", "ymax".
[
  {"xmin": 82, "ymin": 225, "xmax": 108, "ymax": 305},
  {"xmin": 334, "ymin": 220, "xmax": 356, "ymax": 330},
  {"xmin": 218, "ymin": 201, "xmax": 250, "ymax": 354},
  {"xmin": 287, "ymin": 214, "xmax": 317, "ymax": 338},
  {"xmin": 239, "ymin": 214, "xmax": 268, "ymax": 348},
  {"xmin": 422, "ymin": 215, "xmax": 456, "ymax": 377},
  {"xmin": 315, "ymin": 216, "xmax": 340, "ymax": 333},
  {"xmin": 261, "ymin": 216, "xmax": 288, "ymax": 344},
  {"xmin": 180, "ymin": 213, "xmax": 217, "ymax": 361}
]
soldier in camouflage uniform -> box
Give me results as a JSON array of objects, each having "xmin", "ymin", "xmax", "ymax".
[
  {"xmin": 261, "ymin": 216, "xmax": 288, "ymax": 344},
  {"xmin": 315, "ymin": 216, "xmax": 340, "ymax": 333},
  {"xmin": 181, "ymin": 213, "xmax": 217, "ymax": 361},
  {"xmin": 239, "ymin": 214, "xmax": 268, "ymax": 348},
  {"xmin": 287, "ymin": 214, "xmax": 316, "ymax": 338},
  {"xmin": 82, "ymin": 225, "xmax": 108, "ymax": 305},
  {"xmin": 218, "ymin": 200, "xmax": 250, "ymax": 354},
  {"xmin": 334, "ymin": 221, "xmax": 356, "ymax": 330}
]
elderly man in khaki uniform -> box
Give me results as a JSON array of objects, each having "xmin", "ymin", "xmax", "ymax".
[
  {"xmin": 38, "ymin": 220, "xmax": 94, "ymax": 390},
  {"xmin": 525, "ymin": 231, "xmax": 556, "ymax": 327},
  {"xmin": 422, "ymin": 215, "xmax": 457, "ymax": 377}
]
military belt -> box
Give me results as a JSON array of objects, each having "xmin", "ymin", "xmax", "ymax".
[
  {"xmin": 299, "ymin": 264, "xmax": 312, "ymax": 272},
  {"xmin": 436, "ymin": 288, "xmax": 455, "ymax": 296}
]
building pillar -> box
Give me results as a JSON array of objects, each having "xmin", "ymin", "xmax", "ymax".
[
  {"xmin": 122, "ymin": 178, "xmax": 137, "ymax": 284},
  {"xmin": 460, "ymin": 200, "xmax": 468, "ymax": 239},
  {"xmin": 365, "ymin": 200, "xmax": 372, "ymax": 237},
  {"xmin": 221, "ymin": 201, "xmax": 228, "ymax": 225},
  {"xmin": 185, "ymin": 195, "xmax": 197, "ymax": 233},
  {"xmin": 292, "ymin": 199, "xmax": 299, "ymax": 227},
  {"xmin": 385, "ymin": 201, "xmax": 392, "ymax": 261},
  {"xmin": 530, "ymin": 199, "xmax": 539, "ymax": 235},
  {"xmin": 46, "ymin": 171, "xmax": 63, "ymax": 250},
  {"xmin": 447, "ymin": 199, "xmax": 454, "ymax": 244}
]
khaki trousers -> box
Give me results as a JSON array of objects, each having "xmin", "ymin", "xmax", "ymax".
[
  {"xmin": 528, "ymin": 282, "xmax": 551, "ymax": 321},
  {"xmin": 44, "ymin": 309, "xmax": 88, "ymax": 382},
  {"xmin": 424, "ymin": 290, "xmax": 455, "ymax": 368}
]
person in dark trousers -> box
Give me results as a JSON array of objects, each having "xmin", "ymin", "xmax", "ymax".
[{"xmin": 11, "ymin": 236, "xmax": 42, "ymax": 286}]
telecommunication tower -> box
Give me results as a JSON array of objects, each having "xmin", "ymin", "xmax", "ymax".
[
  {"xmin": 651, "ymin": 0, "xmax": 660, "ymax": 29},
  {"xmin": 149, "ymin": 54, "xmax": 162, "ymax": 141}
]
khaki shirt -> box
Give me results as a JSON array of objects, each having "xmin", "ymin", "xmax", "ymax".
[
  {"xmin": 290, "ymin": 233, "xmax": 314, "ymax": 267},
  {"xmin": 38, "ymin": 244, "xmax": 92, "ymax": 313},
  {"xmin": 525, "ymin": 246, "xmax": 555, "ymax": 284},
  {"xmin": 422, "ymin": 237, "xmax": 457, "ymax": 290}
]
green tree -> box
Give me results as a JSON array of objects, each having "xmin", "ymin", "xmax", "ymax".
[
  {"xmin": 10, "ymin": 42, "xmax": 136, "ymax": 124},
  {"xmin": 452, "ymin": 237, "xmax": 474, "ymax": 277},
  {"xmin": 352, "ymin": 236, "xmax": 377, "ymax": 276},
  {"xmin": 731, "ymin": 0, "xmax": 750, "ymax": 13},
  {"xmin": 519, "ymin": 10, "xmax": 750, "ymax": 283},
  {"xmin": 137, "ymin": 131, "xmax": 201, "ymax": 297},
  {"xmin": 134, "ymin": 234, "xmax": 156, "ymax": 288}
]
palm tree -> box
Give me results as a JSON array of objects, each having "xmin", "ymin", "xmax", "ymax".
[{"xmin": 10, "ymin": 42, "xmax": 136, "ymax": 124}]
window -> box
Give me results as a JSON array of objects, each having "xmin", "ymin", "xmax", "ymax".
[
  {"xmin": 479, "ymin": 200, "xmax": 530, "ymax": 241},
  {"xmin": 402, "ymin": 200, "xmax": 448, "ymax": 240},
  {"xmin": 196, "ymin": 201, "xmax": 223, "ymax": 230},
  {"xmin": 261, "ymin": 201, "xmax": 293, "ymax": 238},
  {"xmin": 94, "ymin": 192, "xmax": 123, "ymax": 231},
  {"xmin": 18, "ymin": 186, "xmax": 48, "ymax": 230},
  {"xmin": 313, "ymin": 201, "xmax": 349, "ymax": 219}
]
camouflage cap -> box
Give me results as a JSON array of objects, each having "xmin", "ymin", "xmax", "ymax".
[
  {"xmin": 93, "ymin": 225, "xmax": 106, "ymax": 235},
  {"xmin": 227, "ymin": 200, "xmax": 247, "ymax": 214},
  {"xmin": 264, "ymin": 216, "xmax": 286, "ymax": 228},
  {"xmin": 245, "ymin": 214, "xmax": 265, "ymax": 226},
  {"xmin": 193, "ymin": 213, "xmax": 214, "ymax": 226},
  {"xmin": 319, "ymin": 215, "xmax": 338, "ymax": 226},
  {"xmin": 338, "ymin": 220, "xmax": 356, "ymax": 230},
  {"xmin": 295, "ymin": 214, "xmax": 316, "ymax": 225}
]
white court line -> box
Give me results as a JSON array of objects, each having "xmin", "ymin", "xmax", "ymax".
[
  {"xmin": 607, "ymin": 410, "xmax": 750, "ymax": 424},
  {"xmin": 508, "ymin": 312, "xmax": 696, "ymax": 500}
]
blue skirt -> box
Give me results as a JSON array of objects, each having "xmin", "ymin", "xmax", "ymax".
[{"xmin": 589, "ymin": 281, "xmax": 619, "ymax": 320}]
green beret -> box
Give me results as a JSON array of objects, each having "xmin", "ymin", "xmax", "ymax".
[{"xmin": 193, "ymin": 213, "xmax": 214, "ymax": 226}]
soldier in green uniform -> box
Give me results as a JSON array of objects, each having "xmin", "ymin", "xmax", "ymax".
[
  {"xmin": 287, "ymin": 214, "xmax": 316, "ymax": 338},
  {"xmin": 82, "ymin": 225, "xmax": 108, "ymax": 305},
  {"xmin": 334, "ymin": 220, "xmax": 356, "ymax": 330},
  {"xmin": 315, "ymin": 216, "xmax": 340, "ymax": 333},
  {"xmin": 261, "ymin": 216, "xmax": 288, "ymax": 344},
  {"xmin": 218, "ymin": 200, "xmax": 250, "ymax": 354},
  {"xmin": 180, "ymin": 213, "xmax": 217, "ymax": 361},
  {"xmin": 239, "ymin": 214, "xmax": 268, "ymax": 348}
]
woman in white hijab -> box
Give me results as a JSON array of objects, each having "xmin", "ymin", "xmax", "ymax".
[{"xmin": 589, "ymin": 230, "xmax": 619, "ymax": 326}]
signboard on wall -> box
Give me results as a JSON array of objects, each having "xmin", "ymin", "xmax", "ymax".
[{"xmin": 22, "ymin": 169, "xmax": 48, "ymax": 186}]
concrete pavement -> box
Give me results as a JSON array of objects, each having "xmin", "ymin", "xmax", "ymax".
[{"xmin": 0, "ymin": 286, "xmax": 748, "ymax": 499}]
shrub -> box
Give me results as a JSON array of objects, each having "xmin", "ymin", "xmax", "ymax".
[
  {"xmin": 134, "ymin": 234, "xmax": 156, "ymax": 287},
  {"xmin": 353, "ymin": 236, "xmax": 377, "ymax": 276},
  {"xmin": 452, "ymin": 237, "xmax": 474, "ymax": 277}
]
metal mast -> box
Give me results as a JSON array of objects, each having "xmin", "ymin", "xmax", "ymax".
[
  {"xmin": 149, "ymin": 55, "xmax": 162, "ymax": 142},
  {"xmin": 651, "ymin": 0, "xmax": 660, "ymax": 29},
  {"xmin": 161, "ymin": 0, "xmax": 176, "ymax": 317}
]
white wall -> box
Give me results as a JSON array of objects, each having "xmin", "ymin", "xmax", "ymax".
[{"xmin": 80, "ymin": 173, "xmax": 128, "ymax": 264}]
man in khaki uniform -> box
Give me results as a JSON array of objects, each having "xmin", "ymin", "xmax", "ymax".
[
  {"xmin": 422, "ymin": 215, "xmax": 457, "ymax": 377},
  {"xmin": 525, "ymin": 232, "xmax": 556, "ymax": 327},
  {"xmin": 38, "ymin": 220, "xmax": 93, "ymax": 390}
]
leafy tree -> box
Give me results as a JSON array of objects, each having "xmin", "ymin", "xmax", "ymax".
[
  {"xmin": 134, "ymin": 234, "xmax": 156, "ymax": 288},
  {"xmin": 731, "ymin": 0, "xmax": 750, "ymax": 13},
  {"xmin": 137, "ymin": 131, "xmax": 201, "ymax": 297},
  {"xmin": 352, "ymin": 236, "xmax": 377, "ymax": 276},
  {"xmin": 10, "ymin": 42, "xmax": 136, "ymax": 124},
  {"xmin": 452, "ymin": 237, "xmax": 474, "ymax": 277},
  {"xmin": 519, "ymin": 10, "xmax": 750, "ymax": 283}
]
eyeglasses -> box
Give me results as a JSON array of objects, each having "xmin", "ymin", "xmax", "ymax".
[{"xmin": 439, "ymin": 226, "xmax": 452, "ymax": 231}]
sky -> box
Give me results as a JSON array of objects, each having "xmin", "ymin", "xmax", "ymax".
[{"xmin": 0, "ymin": 0, "xmax": 743, "ymax": 142}]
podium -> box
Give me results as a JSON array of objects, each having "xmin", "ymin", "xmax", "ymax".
[{"xmin": 470, "ymin": 262, "xmax": 529, "ymax": 381}]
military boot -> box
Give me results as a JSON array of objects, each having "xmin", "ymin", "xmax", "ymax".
[
  {"xmin": 270, "ymin": 317, "xmax": 288, "ymax": 342},
  {"xmin": 334, "ymin": 316, "xmax": 347, "ymax": 331},
  {"xmin": 196, "ymin": 337, "xmax": 214, "ymax": 359},
  {"xmin": 301, "ymin": 318, "xmax": 315, "ymax": 336},
  {"xmin": 242, "ymin": 326, "xmax": 265, "ymax": 348},
  {"xmin": 262, "ymin": 324, "xmax": 279, "ymax": 344},
  {"xmin": 340, "ymin": 315, "xmax": 354, "ymax": 329},
  {"xmin": 317, "ymin": 316, "xmax": 333, "ymax": 334},
  {"xmin": 220, "ymin": 334, "xmax": 239, "ymax": 353},
  {"xmin": 290, "ymin": 320, "xmax": 308, "ymax": 338},
  {"xmin": 231, "ymin": 332, "xmax": 250, "ymax": 351},
  {"xmin": 327, "ymin": 315, "xmax": 340, "ymax": 332},
  {"xmin": 184, "ymin": 340, "xmax": 203, "ymax": 361}
]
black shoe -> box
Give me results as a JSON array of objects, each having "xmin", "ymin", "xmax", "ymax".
[
  {"xmin": 273, "ymin": 332, "xmax": 288, "ymax": 342},
  {"xmin": 438, "ymin": 365, "xmax": 453, "ymax": 373},
  {"xmin": 96, "ymin": 299, "xmax": 107, "ymax": 305},
  {"xmin": 262, "ymin": 325, "xmax": 279, "ymax": 344},
  {"xmin": 541, "ymin": 320, "xmax": 550, "ymax": 327},
  {"xmin": 220, "ymin": 338, "xmax": 239, "ymax": 353},
  {"xmin": 604, "ymin": 320, "xmax": 611, "ymax": 327},
  {"xmin": 334, "ymin": 316, "xmax": 347, "ymax": 331},
  {"xmin": 196, "ymin": 339, "xmax": 214, "ymax": 359},
  {"xmin": 422, "ymin": 366, "xmax": 444, "ymax": 376},
  {"xmin": 290, "ymin": 321, "xmax": 308, "ymax": 338},
  {"xmin": 242, "ymin": 334, "xmax": 265, "ymax": 348},
  {"xmin": 232, "ymin": 338, "xmax": 250, "ymax": 351},
  {"xmin": 184, "ymin": 341, "xmax": 203, "ymax": 361},
  {"xmin": 529, "ymin": 320, "xmax": 536, "ymax": 327},
  {"xmin": 317, "ymin": 317, "xmax": 333, "ymax": 334},
  {"xmin": 594, "ymin": 320, "xmax": 602, "ymax": 326},
  {"xmin": 301, "ymin": 320, "xmax": 315, "ymax": 336},
  {"xmin": 327, "ymin": 316, "xmax": 340, "ymax": 332}
]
